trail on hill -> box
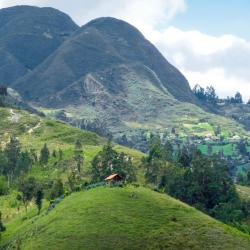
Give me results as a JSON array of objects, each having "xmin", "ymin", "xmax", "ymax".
[
  {"xmin": 28, "ymin": 120, "xmax": 41, "ymax": 134},
  {"xmin": 8, "ymin": 109, "xmax": 20, "ymax": 123}
]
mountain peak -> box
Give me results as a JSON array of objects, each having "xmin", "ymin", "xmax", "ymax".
[
  {"xmin": 0, "ymin": 5, "xmax": 78, "ymax": 84},
  {"xmin": 83, "ymin": 16, "xmax": 146, "ymax": 41}
]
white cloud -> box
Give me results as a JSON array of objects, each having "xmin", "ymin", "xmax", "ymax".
[
  {"xmin": 150, "ymin": 26, "xmax": 250, "ymax": 101},
  {"xmin": 183, "ymin": 68, "xmax": 250, "ymax": 101},
  {"xmin": 0, "ymin": 0, "xmax": 187, "ymax": 28}
]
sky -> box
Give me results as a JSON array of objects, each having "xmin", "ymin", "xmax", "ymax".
[{"xmin": 0, "ymin": 0, "xmax": 249, "ymax": 101}]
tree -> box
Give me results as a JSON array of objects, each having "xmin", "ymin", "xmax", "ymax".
[
  {"xmin": 0, "ymin": 86, "xmax": 7, "ymax": 96},
  {"xmin": 207, "ymin": 144, "xmax": 213, "ymax": 155},
  {"xmin": 52, "ymin": 149, "xmax": 57, "ymax": 158},
  {"xmin": 0, "ymin": 149, "xmax": 8, "ymax": 177},
  {"xmin": 144, "ymin": 157, "xmax": 165, "ymax": 185},
  {"xmin": 163, "ymin": 140, "xmax": 174, "ymax": 162},
  {"xmin": 29, "ymin": 149, "xmax": 38, "ymax": 163},
  {"xmin": 193, "ymin": 84, "xmax": 206, "ymax": 101},
  {"xmin": 59, "ymin": 149, "xmax": 63, "ymax": 161},
  {"xmin": 237, "ymin": 139, "xmax": 247, "ymax": 155},
  {"xmin": 147, "ymin": 137, "xmax": 164, "ymax": 162},
  {"xmin": 143, "ymin": 138, "xmax": 167, "ymax": 185},
  {"xmin": 0, "ymin": 86, "xmax": 7, "ymax": 107},
  {"xmin": 18, "ymin": 150, "xmax": 32, "ymax": 174},
  {"xmin": 177, "ymin": 146, "xmax": 192, "ymax": 167},
  {"xmin": 18, "ymin": 177, "xmax": 37, "ymax": 213},
  {"xmin": 91, "ymin": 140, "xmax": 135, "ymax": 182},
  {"xmin": 214, "ymin": 126, "xmax": 221, "ymax": 136},
  {"xmin": 35, "ymin": 188, "xmax": 43, "ymax": 215},
  {"xmin": 117, "ymin": 152, "xmax": 136, "ymax": 182},
  {"xmin": 247, "ymin": 169, "xmax": 250, "ymax": 186},
  {"xmin": 49, "ymin": 179, "xmax": 64, "ymax": 200},
  {"xmin": 0, "ymin": 211, "xmax": 6, "ymax": 233},
  {"xmin": 205, "ymin": 86, "xmax": 218, "ymax": 104},
  {"xmin": 91, "ymin": 140, "xmax": 118, "ymax": 181},
  {"xmin": 74, "ymin": 140, "xmax": 84, "ymax": 173},
  {"xmin": 234, "ymin": 92, "xmax": 243, "ymax": 104},
  {"xmin": 5, "ymin": 136, "xmax": 21, "ymax": 185},
  {"xmin": 247, "ymin": 99, "xmax": 250, "ymax": 107},
  {"xmin": 39, "ymin": 143, "xmax": 50, "ymax": 165}
]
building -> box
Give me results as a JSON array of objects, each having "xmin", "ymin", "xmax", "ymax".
[{"xmin": 105, "ymin": 173, "xmax": 123, "ymax": 182}]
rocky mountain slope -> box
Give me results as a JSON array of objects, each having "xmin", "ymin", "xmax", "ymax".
[
  {"xmin": 14, "ymin": 17, "xmax": 195, "ymax": 105},
  {"xmin": 1, "ymin": 6, "xmax": 249, "ymax": 147},
  {"xmin": 0, "ymin": 5, "xmax": 78, "ymax": 85}
]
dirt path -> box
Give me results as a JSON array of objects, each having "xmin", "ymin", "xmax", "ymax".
[
  {"xmin": 8, "ymin": 109, "xmax": 21, "ymax": 123},
  {"xmin": 28, "ymin": 121, "xmax": 41, "ymax": 134}
]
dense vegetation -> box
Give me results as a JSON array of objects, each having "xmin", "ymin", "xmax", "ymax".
[
  {"xmin": 143, "ymin": 137, "xmax": 250, "ymax": 233},
  {"xmin": 1, "ymin": 106, "xmax": 250, "ymax": 249}
]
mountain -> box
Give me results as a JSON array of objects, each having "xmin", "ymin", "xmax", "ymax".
[
  {"xmin": 14, "ymin": 17, "xmax": 195, "ymax": 104},
  {"xmin": 1, "ymin": 7, "xmax": 249, "ymax": 149},
  {"xmin": 0, "ymin": 6, "xmax": 78, "ymax": 85},
  {"xmin": 2, "ymin": 186, "xmax": 250, "ymax": 249},
  {"xmin": 11, "ymin": 17, "xmax": 204, "ymax": 141}
]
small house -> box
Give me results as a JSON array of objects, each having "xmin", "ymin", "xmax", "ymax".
[{"xmin": 105, "ymin": 173, "xmax": 123, "ymax": 182}]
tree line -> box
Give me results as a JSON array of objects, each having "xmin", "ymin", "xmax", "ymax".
[
  {"xmin": 0, "ymin": 136, "xmax": 136, "ymax": 233},
  {"xmin": 193, "ymin": 84, "xmax": 246, "ymax": 105},
  {"xmin": 143, "ymin": 137, "xmax": 250, "ymax": 233}
]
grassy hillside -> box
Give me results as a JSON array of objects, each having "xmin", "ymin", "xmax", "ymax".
[
  {"xmin": 1, "ymin": 186, "xmax": 250, "ymax": 250},
  {"xmin": 0, "ymin": 107, "xmax": 144, "ymax": 221},
  {"xmin": 0, "ymin": 107, "xmax": 143, "ymax": 163}
]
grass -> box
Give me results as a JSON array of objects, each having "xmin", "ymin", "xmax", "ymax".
[
  {"xmin": 1, "ymin": 186, "xmax": 250, "ymax": 250},
  {"xmin": 237, "ymin": 185, "xmax": 250, "ymax": 201},
  {"xmin": 0, "ymin": 107, "xmax": 144, "ymax": 167},
  {"xmin": 198, "ymin": 143, "xmax": 235, "ymax": 156}
]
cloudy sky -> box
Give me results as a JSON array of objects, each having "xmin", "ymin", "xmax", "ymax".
[{"xmin": 1, "ymin": 0, "xmax": 249, "ymax": 100}]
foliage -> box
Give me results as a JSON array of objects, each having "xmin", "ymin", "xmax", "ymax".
[
  {"xmin": 39, "ymin": 143, "xmax": 50, "ymax": 165},
  {"xmin": 35, "ymin": 188, "xmax": 43, "ymax": 215},
  {"xmin": 49, "ymin": 179, "xmax": 64, "ymax": 200},
  {"xmin": 91, "ymin": 140, "xmax": 136, "ymax": 182},
  {"xmin": 143, "ymin": 139, "xmax": 250, "ymax": 231},
  {"xmin": 5, "ymin": 135, "xmax": 21, "ymax": 185},
  {"xmin": 193, "ymin": 84, "xmax": 218, "ymax": 104},
  {"xmin": 0, "ymin": 211, "xmax": 6, "ymax": 233},
  {"xmin": 74, "ymin": 139, "xmax": 84, "ymax": 173},
  {"xmin": 18, "ymin": 176, "xmax": 38, "ymax": 213}
]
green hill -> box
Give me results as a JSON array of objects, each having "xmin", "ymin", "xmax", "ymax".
[
  {"xmin": 1, "ymin": 186, "xmax": 250, "ymax": 250},
  {"xmin": 0, "ymin": 106, "xmax": 144, "ymax": 182}
]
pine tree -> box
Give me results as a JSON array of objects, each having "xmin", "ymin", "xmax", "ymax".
[
  {"xmin": 74, "ymin": 140, "xmax": 84, "ymax": 173},
  {"xmin": 59, "ymin": 149, "xmax": 63, "ymax": 161},
  {"xmin": 5, "ymin": 136, "xmax": 21, "ymax": 185},
  {"xmin": 35, "ymin": 189, "xmax": 43, "ymax": 215},
  {"xmin": 52, "ymin": 149, "xmax": 57, "ymax": 158},
  {"xmin": 39, "ymin": 143, "xmax": 50, "ymax": 165},
  {"xmin": 0, "ymin": 211, "xmax": 6, "ymax": 233},
  {"xmin": 91, "ymin": 140, "xmax": 119, "ymax": 181}
]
